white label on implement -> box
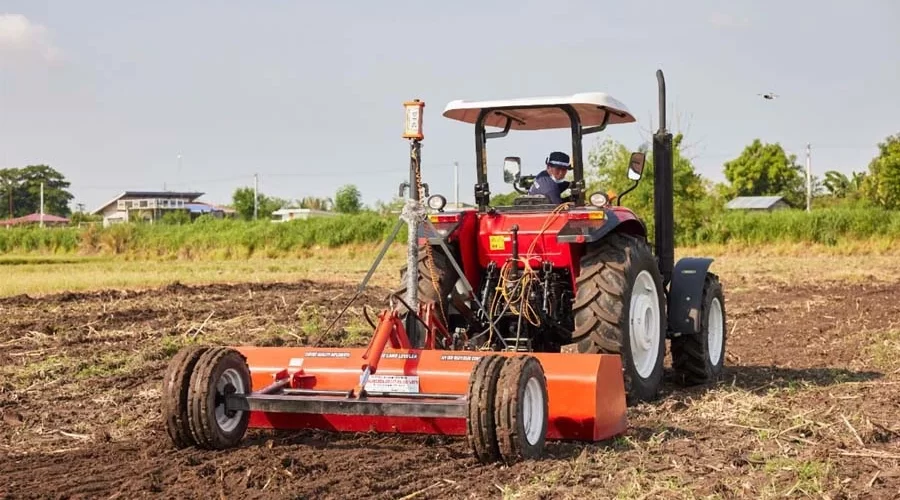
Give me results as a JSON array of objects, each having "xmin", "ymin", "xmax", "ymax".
[{"xmin": 365, "ymin": 375, "xmax": 420, "ymax": 393}]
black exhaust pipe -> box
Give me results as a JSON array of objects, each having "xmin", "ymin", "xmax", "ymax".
[{"xmin": 652, "ymin": 69, "xmax": 674, "ymax": 287}]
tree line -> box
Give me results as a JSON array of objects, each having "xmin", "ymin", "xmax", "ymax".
[
  {"xmin": 229, "ymin": 184, "xmax": 366, "ymax": 220},
  {"xmin": 0, "ymin": 165, "xmax": 74, "ymax": 219},
  {"xmin": 490, "ymin": 132, "xmax": 900, "ymax": 218},
  {"xmin": 3, "ymin": 132, "xmax": 898, "ymax": 225}
]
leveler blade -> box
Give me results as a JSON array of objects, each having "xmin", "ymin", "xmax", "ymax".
[{"xmin": 232, "ymin": 346, "xmax": 627, "ymax": 442}]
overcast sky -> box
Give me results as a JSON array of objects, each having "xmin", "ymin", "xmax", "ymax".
[{"xmin": 1, "ymin": 1, "xmax": 897, "ymax": 212}]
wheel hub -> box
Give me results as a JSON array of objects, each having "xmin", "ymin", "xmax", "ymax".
[
  {"xmin": 629, "ymin": 270, "xmax": 661, "ymax": 378},
  {"xmin": 522, "ymin": 377, "xmax": 545, "ymax": 446},
  {"xmin": 708, "ymin": 297, "xmax": 724, "ymax": 365},
  {"xmin": 215, "ymin": 368, "xmax": 246, "ymax": 432}
]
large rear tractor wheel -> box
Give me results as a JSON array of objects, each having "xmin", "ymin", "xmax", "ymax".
[
  {"xmin": 672, "ymin": 274, "xmax": 726, "ymax": 385},
  {"xmin": 394, "ymin": 246, "xmax": 460, "ymax": 347},
  {"xmin": 570, "ymin": 233, "xmax": 666, "ymax": 405},
  {"xmin": 162, "ymin": 345, "xmax": 210, "ymax": 448},
  {"xmin": 186, "ymin": 347, "xmax": 251, "ymax": 450}
]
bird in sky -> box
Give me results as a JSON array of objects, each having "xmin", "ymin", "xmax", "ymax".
[{"xmin": 758, "ymin": 92, "xmax": 779, "ymax": 100}]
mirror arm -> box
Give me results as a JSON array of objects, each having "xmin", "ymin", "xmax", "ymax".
[
  {"xmin": 485, "ymin": 115, "xmax": 512, "ymax": 140},
  {"xmin": 582, "ymin": 110, "xmax": 610, "ymax": 136},
  {"xmin": 617, "ymin": 180, "xmax": 639, "ymax": 206}
]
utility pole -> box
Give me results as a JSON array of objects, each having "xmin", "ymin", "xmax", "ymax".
[
  {"xmin": 40, "ymin": 182, "xmax": 44, "ymax": 227},
  {"xmin": 253, "ymin": 173, "xmax": 259, "ymax": 220},
  {"xmin": 806, "ymin": 143, "xmax": 812, "ymax": 213},
  {"xmin": 454, "ymin": 161, "xmax": 459, "ymax": 208}
]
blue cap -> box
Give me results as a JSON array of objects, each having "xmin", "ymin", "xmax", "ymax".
[{"xmin": 546, "ymin": 151, "xmax": 571, "ymax": 169}]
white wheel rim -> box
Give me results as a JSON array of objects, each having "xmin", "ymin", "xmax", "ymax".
[
  {"xmin": 215, "ymin": 368, "xmax": 246, "ymax": 433},
  {"xmin": 708, "ymin": 297, "xmax": 724, "ymax": 365},
  {"xmin": 629, "ymin": 270, "xmax": 661, "ymax": 378},
  {"xmin": 522, "ymin": 377, "xmax": 545, "ymax": 446}
]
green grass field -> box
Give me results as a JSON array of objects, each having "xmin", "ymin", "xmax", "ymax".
[{"xmin": 3, "ymin": 242, "xmax": 900, "ymax": 298}]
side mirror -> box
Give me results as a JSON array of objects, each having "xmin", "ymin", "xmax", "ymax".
[
  {"xmin": 503, "ymin": 156, "xmax": 521, "ymax": 184},
  {"xmin": 627, "ymin": 152, "xmax": 645, "ymax": 181}
]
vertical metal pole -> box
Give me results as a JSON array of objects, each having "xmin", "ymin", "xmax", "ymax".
[
  {"xmin": 454, "ymin": 161, "xmax": 459, "ymax": 208},
  {"xmin": 253, "ymin": 173, "xmax": 259, "ymax": 220},
  {"xmin": 405, "ymin": 140, "xmax": 421, "ymax": 343},
  {"xmin": 474, "ymin": 109, "xmax": 489, "ymax": 212},
  {"xmin": 40, "ymin": 182, "xmax": 44, "ymax": 227},
  {"xmin": 806, "ymin": 143, "xmax": 812, "ymax": 212},
  {"xmin": 653, "ymin": 69, "xmax": 674, "ymax": 287}
]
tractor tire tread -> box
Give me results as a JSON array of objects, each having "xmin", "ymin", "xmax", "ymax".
[
  {"xmin": 465, "ymin": 355, "xmax": 506, "ymax": 463},
  {"xmin": 494, "ymin": 355, "xmax": 548, "ymax": 464},
  {"xmin": 671, "ymin": 274, "xmax": 726, "ymax": 386},
  {"xmin": 186, "ymin": 347, "xmax": 226, "ymax": 448},
  {"xmin": 161, "ymin": 345, "xmax": 209, "ymax": 449},
  {"xmin": 395, "ymin": 246, "xmax": 458, "ymax": 302},
  {"xmin": 187, "ymin": 347, "xmax": 251, "ymax": 450},
  {"xmin": 394, "ymin": 246, "xmax": 459, "ymax": 347},
  {"xmin": 570, "ymin": 233, "xmax": 665, "ymax": 405}
]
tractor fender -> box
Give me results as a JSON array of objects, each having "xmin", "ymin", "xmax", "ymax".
[
  {"xmin": 417, "ymin": 219, "xmax": 460, "ymax": 245},
  {"xmin": 667, "ymin": 257, "xmax": 714, "ymax": 336},
  {"xmin": 556, "ymin": 208, "xmax": 647, "ymax": 244}
]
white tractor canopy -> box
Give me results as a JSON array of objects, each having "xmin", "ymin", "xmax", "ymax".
[{"xmin": 442, "ymin": 92, "xmax": 636, "ymax": 130}]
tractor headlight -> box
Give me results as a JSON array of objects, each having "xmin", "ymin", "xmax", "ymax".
[
  {"xmin": 588, "ymin": 191, "xmax": 609, "ymax": 207},
  {"xmin": 427, "ymin": 194, "xmax": 447, "ymax": 211}
]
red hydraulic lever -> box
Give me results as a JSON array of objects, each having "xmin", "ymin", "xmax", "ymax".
[{"xmin": 353, "ymin": 309, "xmax": 412, "ymax": 396}]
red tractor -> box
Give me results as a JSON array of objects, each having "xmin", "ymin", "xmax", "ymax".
[
  {"xmin": 398, "ymin": 70, "xmax": 726, "ymax": 404},
  {"xmin": 161, "ymin": 70, "xmax": 725, "ymax": 464}
]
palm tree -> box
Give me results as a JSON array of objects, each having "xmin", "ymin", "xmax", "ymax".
[{"xmin": 823, "ymin": 170, "xmax": 851, "ymax": 198}]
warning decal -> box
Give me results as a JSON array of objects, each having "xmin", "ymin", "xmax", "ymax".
[{"xmin": 364, "ymin": 375, "xmax": 420, "ymax": 393}]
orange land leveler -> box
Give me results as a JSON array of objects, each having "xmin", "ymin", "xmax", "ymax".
[{"xmin": 162, "ymin": 70, "xmax": 727, "ymax": 464}]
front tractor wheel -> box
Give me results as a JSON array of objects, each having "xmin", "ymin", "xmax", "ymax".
[
  {"xmin": 570, "ymin": 234, "xmax": 666, "ymax": 405},
  {"xmin": 671, "ymin": 274, "xmax": 726, "ymax": 385}
]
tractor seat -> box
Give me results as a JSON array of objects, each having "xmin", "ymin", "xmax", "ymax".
[{"xmin": 513, "ymin": 195, "xmax": 551, "ymax": 206}]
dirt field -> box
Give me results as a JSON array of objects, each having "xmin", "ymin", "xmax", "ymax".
[{"xmin": 1, "ymin": 275, "xmax": 899, "ymax": 499}]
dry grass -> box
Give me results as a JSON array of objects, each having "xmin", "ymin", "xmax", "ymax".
[
  {"xmin": 496, "ymin": 374, "xmax": 900, "ymax": 499},
  {"xmin": 0, "ymin": 243, "xmax": 407, "ymax": 297}
]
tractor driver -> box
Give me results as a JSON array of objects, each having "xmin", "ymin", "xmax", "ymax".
[{"xmin": 527, "ymin": 151, "xmax": 572, "ymax": 204}]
